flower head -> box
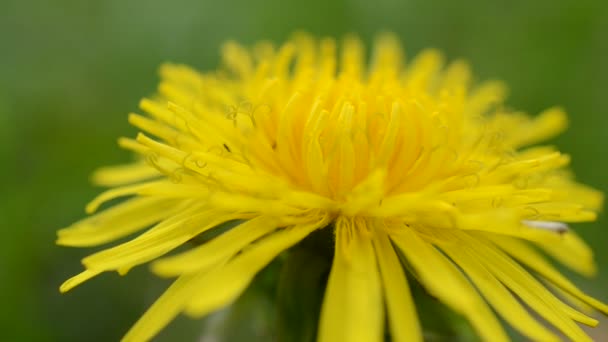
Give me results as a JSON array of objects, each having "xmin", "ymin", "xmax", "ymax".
[{"xmin": 59, "ymin": 33, "xmax": 606, "ymax": 341}]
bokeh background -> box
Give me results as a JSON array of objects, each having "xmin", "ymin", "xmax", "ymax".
[{"xmin": 2, "ymin": 0, "xmax": 607, "ymax": 340}]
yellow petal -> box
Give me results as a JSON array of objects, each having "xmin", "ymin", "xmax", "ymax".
[
  {"xmin": 440, "ymin": 241, "xmax": 559, "ymax": 341},
  {"xmin": 318, "ymin": 217, "xmax": 384, "ymax": 342},
  {"xmin": 327, "ymin": 101, "xmax": 356, "ymax": 196},
  {"xmin": 486, "ymin": 234, "xmax": 608, "ymax": 314},
  {"xmin": 84, "ymin": 180, "xmax": 208, "ymax": 214},
  {"xmin": 59, "ymin": 269, "xmax": 102, "ymax": 293},
  {"xmin": 122, "ymin": 271, "xmax": 208, "ymax": 342},
  {"xmin": 184, "ymin": 216, "xmax": 329, "ymax": 316},
  {"xmin": 340, "ymin": 35, "xmax": 364, "ymax": 78},
  {"xmin": 507, "ymin": 107, "xmax": 568, "ymax": 148},
  {"xmin": 391, "ymin": 228, "xmax": 509, "ymax": 342},
  {"xmin": 372, "ymin": 228, "xmax": 422, "ymax": 342},
  {"xmin": 341, "ymin": 168, "xmax": 385, "ymax": 216},
  {"xmin": 458, "ymin": 231, "xmax": 594, "ymax": 342},
  {"xmin": 206, "ymin": 191, "xmax": 304, "ymax": 216},
  {"xmin": 371, "ymin": 33, "xmax": 403, "ymax": 80},
  {"xmin": 57, "ymin": 198, "xmax": 179, "ymax": 247},
  {"xmin": 82, "ymin": 209, "xmax": 240, "ymax": 272},
  {"xmin": 91, "ymin": 162, "xmax": 160, "ymax": 187},
  {"xmin": 439, "ymin": 59, "xmax": 471, "ymax": 94},
  {"xmin": 221, "ymin": 41, "xmax": 253, "ymax": 78},
  {"xmin": 124, "ymin": 216, "xmax": 328, "ymax": 342},
  {"xmin": 465, "ymin": 80, "xmax": 507, "ymax": 117},
  {"xmin": 404, "ymin": 49, "xmax": 443, "ymax": 90},
  {"xmin": 536, "ymin": 231, "xmax": 597, "ymax": 276},
  {"xmin": 152, "ymin": 216, "xmax": 279, "ymax": 277},
  {"xmin": 128, "ymin": 113, "xmax": 189, "ymax": 147}
]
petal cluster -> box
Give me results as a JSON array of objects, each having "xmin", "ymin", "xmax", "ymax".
[{"xmin": 59, "ymin": 34, "xmax": 605, "ymax": 341}]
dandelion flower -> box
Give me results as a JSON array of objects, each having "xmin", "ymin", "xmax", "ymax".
[{"xmin": 59, "ymin": 34, "xmax": 606, "ymax": 341}]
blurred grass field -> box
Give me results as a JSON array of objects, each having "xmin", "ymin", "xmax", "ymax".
[{"xmin": 1, "ymin": 0, "xmax": 607, "ymax": 340}]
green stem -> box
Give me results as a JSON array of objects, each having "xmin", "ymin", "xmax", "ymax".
[{"xmin": 276, "ymin": 226, "xmax": 334, "ymax": 342}]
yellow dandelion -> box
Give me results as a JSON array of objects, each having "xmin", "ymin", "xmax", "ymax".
[{"xmin": 59, "ymin": 33, "xmax": 606, "ymax": 342}]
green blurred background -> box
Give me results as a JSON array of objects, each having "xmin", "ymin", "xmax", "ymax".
[{"xmin": 1, "ymin": 0, "xmax": 607, "ymax": 340}]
